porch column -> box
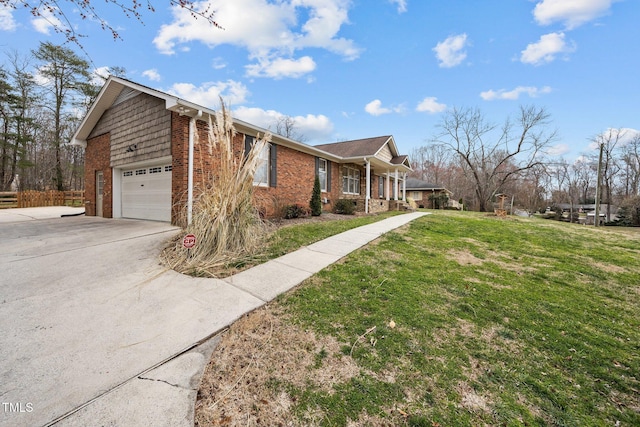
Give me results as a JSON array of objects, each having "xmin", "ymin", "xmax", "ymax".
[
  {"xmin": 394, "ymin": 169, "xmax": 399, "ymax": 201},
  {"xmin": 365, "ymin": 158, "xmax": 371, "ymax": 214},
  {"xmin": 402, "ymin": 172, "xmax": 407, "ymax": 201},
  {"xmin": 386, "ymin": 170, "xmax": 390, "ymax": 201}
]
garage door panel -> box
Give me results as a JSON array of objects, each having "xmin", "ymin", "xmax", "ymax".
[{"xmin": 121, "ymin": 165, "xmax": 172, "ymax": 222}]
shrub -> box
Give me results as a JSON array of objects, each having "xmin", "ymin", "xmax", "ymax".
[
  {"xmin": 283, "ymin": 204, "xmax": 310, "ymax": 219},
  {"xmin": 310, "ymin": 174, "xmax": 322, "ymax": 216},
  {"xmin": 162, "ymin": 100, "xmax": 269, "ymax": 276},
  {"xmin": 616, "ymin": 195, "xmax": 640, "ymax": 226},
  {"xmin": 334, "ymin": 199, "xmax": 356, "ymax": 215}
]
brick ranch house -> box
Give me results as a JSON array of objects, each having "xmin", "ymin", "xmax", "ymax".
[
  {"xmin": 70, "ymin": 77, "xmax": 412, "ymax": 225},
  {"xmin": 405, "ymin": 178, "xmax": 456, "ymax": 209}
]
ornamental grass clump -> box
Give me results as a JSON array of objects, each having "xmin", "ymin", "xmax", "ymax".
[{"xmin": 163, "ymin": 101, "xmax": 270, "ymax": 277}]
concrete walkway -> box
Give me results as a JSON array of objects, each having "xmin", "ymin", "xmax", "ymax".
[
  {"xmin": 1, "ymin": 209, "xmax": 427, "ymax": 427},
  {"xmin": 56, "ymin": 211, "xmax": 428, "ymax": 427}
]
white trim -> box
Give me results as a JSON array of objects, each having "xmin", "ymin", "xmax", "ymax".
[
  {"xmin": 402, "ymin": 172, "xmax": 407, "ymax": 201},
  {"xmin": 394, "ymin": 169, "xmax": 399, "ymax": 201},
  {"xmin": 386, "ymin": 169, "xmax": 390, "ymax": 201},
  {"xmin": 364, "ymin": 158, "xmax": 370, "ymax": 214},
  {"xmin": 114, "ymin": 156, "xmax": 172, "ymax": 220}
]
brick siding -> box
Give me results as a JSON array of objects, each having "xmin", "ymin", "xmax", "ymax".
[{"xmin": 84, "ymin": 133, "xmax": 112, "ymax": 217}]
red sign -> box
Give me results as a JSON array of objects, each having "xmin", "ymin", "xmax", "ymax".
[{"xmin": 183, "ymin": 233, "xmax": 196, "ymax": 249}]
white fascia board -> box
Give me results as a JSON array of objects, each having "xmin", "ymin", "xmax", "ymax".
[{"xmin": 372, "ymin": 136, "xmax": 398, "ymax": 158}]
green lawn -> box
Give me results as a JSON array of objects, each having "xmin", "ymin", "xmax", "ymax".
[{"xmin": 196, "ymin": 211, "xmax": 640, "ymax": 426}]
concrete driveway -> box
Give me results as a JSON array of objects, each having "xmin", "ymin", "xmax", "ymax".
[{"xmin": 0, "ymin": 212, "xmax": 264, "ymax": 427}]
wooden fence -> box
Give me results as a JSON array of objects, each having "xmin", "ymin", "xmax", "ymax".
[{"xmin": 0, "ymin": 191, "xmax": 85, "ymax": 209}]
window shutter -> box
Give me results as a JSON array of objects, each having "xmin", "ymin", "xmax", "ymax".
[
  {"xmin": 327, "ymin": 160, "xmax": 331, "ymax": 189},
  {"xmin": 269, "ymin": 144, "xmax": 277, "ymax": 187},
  {"xmin": 315, "ymin": 157, "xmax": 319, "ymax": 176},
  {"xmin": 244, "ymin": 135, "xmax": 254, "ymax": 159}
]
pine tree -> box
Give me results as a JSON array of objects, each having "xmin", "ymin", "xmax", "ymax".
[{"xmin": 310, "ymin": 174, "xmax": 322, "ymax": 216}]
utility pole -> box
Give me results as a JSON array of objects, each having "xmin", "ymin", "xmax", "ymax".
[{"xmin": 594, "ymin": 142, "xmax": 604, "ymax": 227}]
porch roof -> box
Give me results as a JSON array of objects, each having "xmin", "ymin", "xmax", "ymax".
[{"xmin": 315, "ymin": 136, "xmax": 411, "ymax": 172}]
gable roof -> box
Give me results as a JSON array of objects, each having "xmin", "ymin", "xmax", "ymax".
[
  {"xmin": 315, "ymin": 136, "xmax": 392, "ymax": 158},
  {"xmin": 70, "ymin": 77, "xmax": 411, "ymax": 172},
  {"xmin": 315, "ymin": 136, "xmax": 411, "ymax": 171},
  {"xmin": 406, "ymin": 178, "xmax": 449, "ymax": 192}
]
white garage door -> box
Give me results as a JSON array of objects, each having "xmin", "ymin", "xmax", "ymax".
[{"xmin": 121, "ymin": 165, "xmax": 172, "ymax": 222}]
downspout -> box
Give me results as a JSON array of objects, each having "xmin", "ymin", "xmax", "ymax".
[
  {"xmin": 364, "ymin": 158, "xmax": 370, "ymax": 214},
  {"xmin": 187, "ymin": 110, "xmax": 203, "ymax": 225}
]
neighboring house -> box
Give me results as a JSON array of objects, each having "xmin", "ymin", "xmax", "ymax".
[
  {"xmin": 405, "ymin": 178, "xmax": 455, "ymax": 209},
  {"xmin": 547, "ymin": 203, "xmax": 617, "ymax": 224},
  {"xmin": 70, "ymin": 77, "xmax": 412, "ymax": 225}
]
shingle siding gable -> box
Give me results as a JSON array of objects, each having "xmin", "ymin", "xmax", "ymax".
[{"xmin": 89, "ymin": 92, "xmax": 171, "ymax": 167}]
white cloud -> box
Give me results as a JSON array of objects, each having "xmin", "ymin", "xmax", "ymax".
[
  {"xmin": 390, "ymin": 0, "xmax": 408, "ymax": 13},
  {"xmin": 433, "ymin": 33, "xmax": 469, "ymax": 68},
  {"xmin": 233, "ymin": 106, "xmax": 334, "ymax": 142},
  {"xmin": 364, "ymin": 99, "xmax": 404, "ymax": 116},
  {"xmin": 153, "ymin": 0, "xmax": 359, "ymax": 79},
  {"xmin": 31, "ymin": 8, "xmax": 63, "ymax": 35},
  {"xmin": 589, "ymin": 127, "xmax": 640, "ymax": 149},
  {"xmin": 546, "ymin": 143, "xmax": 570, "ymax": 156},
  {"xmin": 166, "ymin": 80, "xmax": 250, "ymax": 106},
  {"xmin": 91, "ymin": 67, "xmax": 111, "ymax": 85},
  {"xmin": 245, "ymin": 56, "xmax": 316, "ymax": 79},
  {"xmin": 416, "ymin": 97, "xmax": 446, "ymax": 113},
  {"xmin": 0, "ymin": 5, "xmax": 17, "ymax": 31},
  {"xmin": 480, "ymin": 86, "xmax": 552, "ymax": 101},
  {"xmin": 533, "ymin": 0, "xmax": 617, "ymax": 30},
  {"xmin": 211, "ymin": 57, "xmax": 227, "ymax": 70},
  {"xmin": 142, "ymin": 69, "xmax": 162, "ymax": 82},
  {"xmin": 365, "ymin": 100, "xmax": 390, "ymax": 116},
  {"xmin": 520, "ymin": 32, "xmax": 575, "ymax": 65}
]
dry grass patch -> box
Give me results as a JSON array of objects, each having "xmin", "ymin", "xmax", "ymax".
[
  {"xmin": 163, "ymin": 102, "xmax": 270, "ymax": 277},
  {"xmin": 447, "ymin": 249, "xmax": 484, "ymax": 266},
  {"xmin": 195, "ymin": 305, "xmax": 363, "ymax": 426}
]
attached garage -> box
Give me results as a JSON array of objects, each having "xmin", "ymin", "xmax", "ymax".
[{"xmin": 121, "ymin": 164, "xmax": 172, "ymax": 222}]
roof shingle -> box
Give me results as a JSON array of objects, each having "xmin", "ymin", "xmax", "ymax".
[{"xmin": 314, "ymin": 136, "xmax": 392, "ymax": 158}]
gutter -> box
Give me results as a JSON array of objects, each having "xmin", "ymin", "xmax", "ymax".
[{"xmin": 187, "ymin": 110, "xmax": 203, "ymax": 225}]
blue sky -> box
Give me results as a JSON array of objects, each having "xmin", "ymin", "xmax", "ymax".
[{"xmin": 1, "ymin": 0, "xmax": 638, "ymax": 160}]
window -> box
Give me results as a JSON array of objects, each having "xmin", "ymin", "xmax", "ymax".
[
  {"xmin": 246, "ymin": 135, "xmax": 276, "ymax": 187},
  {"xmin": 342, "ymin": 166, "xmax": 360, "ymax": 195},
  {"xmin": 149, "ymin": 167, "xmax": 162, "ymax": 174},
  {"xmin": 123, "ymin": 171, "xmax": 133, "ymax": 177},
  {"xmin": 318, "ymin": 159, "xmax": 328, "ymax": 192},
  {"xmin": 135, "ymin": 169, "xmax": 146, "ymax": 175},
  {"xmin": 254, "ymin": 144, "xmax": 269, "ymax": 186},
  {"xmin": 411, "ymin": 191, "xmax": 421, "ymax": 200},
  {"xmin": 164, "ymin": 165, "xmax": 172, "ymax": 172},
  {"xmin": 378, "ymin": 176, "xmax": 384, "ymax": 198}
]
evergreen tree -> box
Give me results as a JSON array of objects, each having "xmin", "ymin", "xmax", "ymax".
[
  {"xmin": 32, "ymin": 42, "xmax": 91, "ymax": 190},
  {"xmin": 310, "ymin": 174, "xmax": 322, "ymax": 216}
]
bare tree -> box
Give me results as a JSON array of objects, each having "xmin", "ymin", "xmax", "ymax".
[
  {"xmin": 409, "ymin": 143, "xmax": 450, "ymax": 183},
  {"xmin": 620, "ymin": 134, "xmax": 640, "ymax": 197},
  {"xmin": 433, "ymin": 106, "xmax": 556, "ymax": 212},
  {"xmin": 516, "ymin": 163, "xmax": 548, "ymax": 215},
  {"xmin": 591, "ymin": 128, "xmax": 624, "ymax": 221},
  {"xmin": 1, "ymin": 0, "xmax": 220, "ymax": 47},
  {"xmin": 273, "ymin": 115, "xmax": 306, "ymax": 142}
]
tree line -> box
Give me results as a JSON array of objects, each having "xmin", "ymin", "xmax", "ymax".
[
  {"xmin": 0, "ymin": 42, "xmax": 119, "ymax": 192},
  {"xmin": 410, "ymin": 106, "xmax": 640, "ymax": 222},
  {"xmin": 3, "ymin": 42, "xmax": 638, "ymax": 223}
]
